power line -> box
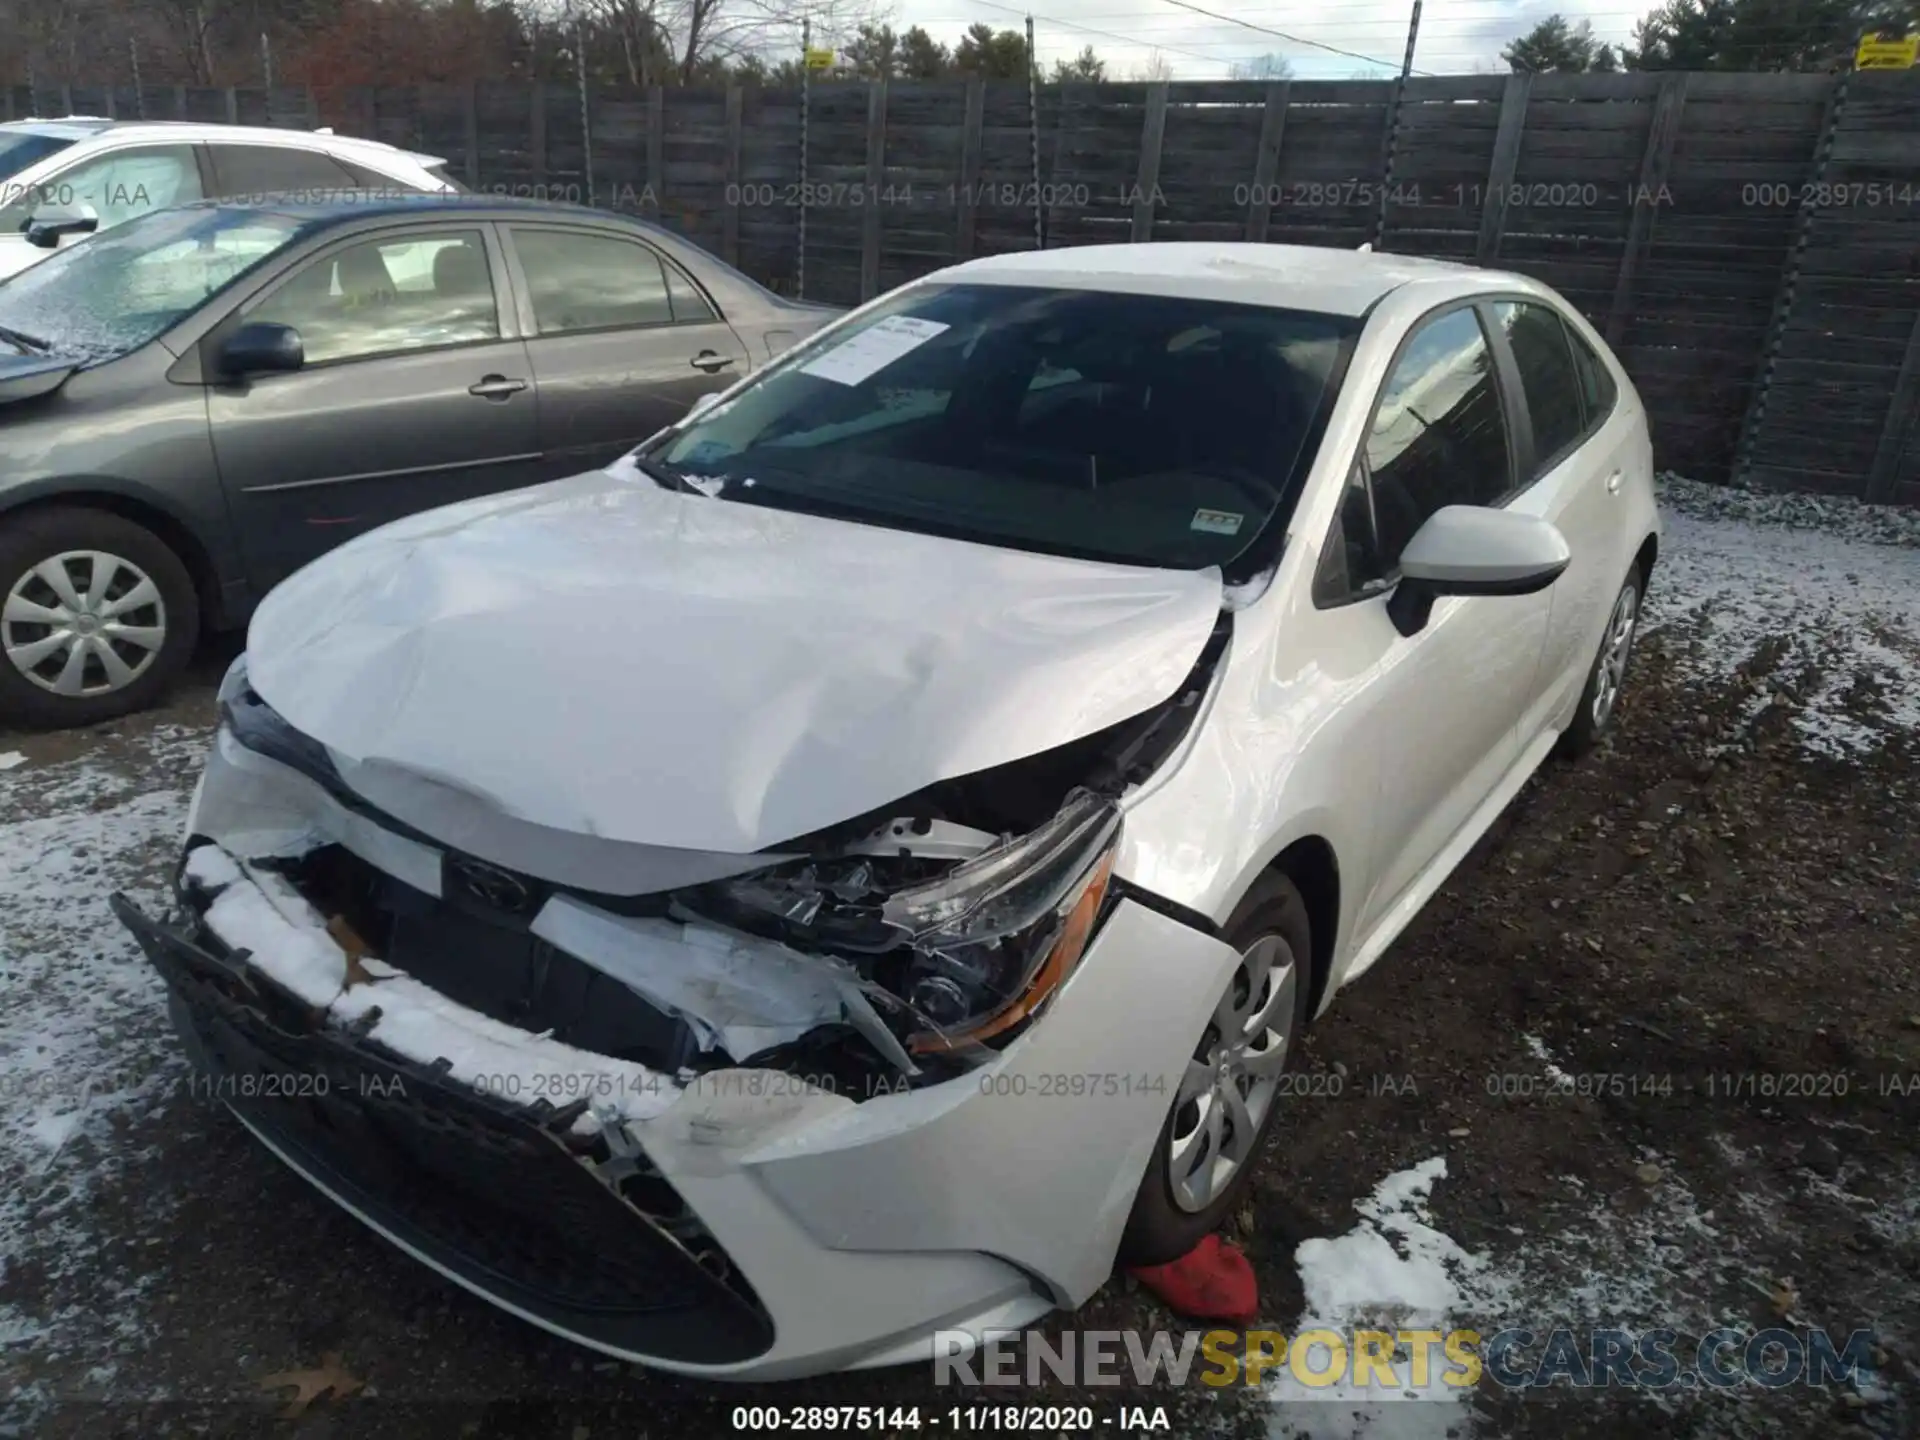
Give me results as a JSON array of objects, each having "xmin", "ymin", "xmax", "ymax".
[
  {"xmin": 1146, "ymin": 0, "xmax": 1425, "ymax": 73},
  {"xmin": 964, "ymin": 0, "xmax": 1234, "ymax": 67}
]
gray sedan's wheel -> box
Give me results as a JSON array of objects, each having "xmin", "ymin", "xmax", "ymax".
[
  {"xmin": 0, "ymin": 508, "xmax": 199, "ymax": 730},
  {"xmin": 1557, "ymin": 569, "xmax": 1642, "ymax": 759},
  {"xmin": 1118, "ymin": 872, "xmax": 1313, "ymax": 1267}
]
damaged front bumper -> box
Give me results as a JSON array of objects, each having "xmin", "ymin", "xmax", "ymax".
[{"xmin": 119, "ymin": 710, "xmax": 1247, "ymax": 1378}]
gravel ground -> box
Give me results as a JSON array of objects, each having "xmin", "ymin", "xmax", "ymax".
[{"xmin": 2, "ymin": 476, "xmax": 1917, "ymax": 1440}]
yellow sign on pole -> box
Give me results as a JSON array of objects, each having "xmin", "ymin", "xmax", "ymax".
[
  {"xmin": 804, "ymin": 46, "xmax": 835, "ymax": 71},
  {"xmin": 1855, "ymin": 31, "xmax": 1918, "ymax": 68}
]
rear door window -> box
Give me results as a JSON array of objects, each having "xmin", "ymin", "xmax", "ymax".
[
  {"xmin": 207, "ymin": 145, "xmax": 360, "ymax": 202},
  {"xmin": 1492, "ymin": 300, "xmax": 1586, "ymax": 474}
]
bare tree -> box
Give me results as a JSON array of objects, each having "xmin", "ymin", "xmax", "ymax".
[{"xmin": 1129, "ymin": 48, "xmax": 1173, "ymax": 82}]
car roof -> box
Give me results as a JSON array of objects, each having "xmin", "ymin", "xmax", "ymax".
[
  {"xmin": 0, "ymin": 117, "xmax": 440, "ymax": 163},
  {"xmin": 174, "ymin": 191, "xmax": 686, "ymax": 238},
  {"xmin": 934, "ymin": 242, "xmax": 1485, "ymax": 317}
]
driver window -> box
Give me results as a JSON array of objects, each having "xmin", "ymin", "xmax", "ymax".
[
  {"xmin": 0, "ymin": 145, "xmax": 204, "ymax": 233},
  {"xmin": 1365, "ymin": 307, "xmax": 1511, "ymax": 568},
  {"xmin": 244, "ymin": 229, "xmax": 500, "ymax": 366}
]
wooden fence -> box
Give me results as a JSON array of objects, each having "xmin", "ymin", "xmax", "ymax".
[{"xmin": 6, "ymin": 71, "xmax": 1919, "ymax": 505}]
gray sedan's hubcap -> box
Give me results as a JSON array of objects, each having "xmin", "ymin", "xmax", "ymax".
[
  {"xmin": 1167, "ymin": 934, "xmax": 1297, "ymax": 1214},
  {"xmin": 3, "ymin": 550, "xmax": 168, "ymax": 698},
  {"xmin": 1591, "ymin": 582, "xmax": 1639, "ymax": 730}
]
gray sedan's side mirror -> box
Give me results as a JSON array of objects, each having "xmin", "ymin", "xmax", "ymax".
[
  {"xmin": 25, "ymin": 202, "xmax": 99, "ymax": 249},
  {"xmin": 1387, "ymin": 505, "xmax": 1570, "ymax": 637},
  {"xmin": 218, "ymin": 321, "xmax": 305, "ymax": 378}
]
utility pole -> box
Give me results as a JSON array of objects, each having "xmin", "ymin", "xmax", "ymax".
[{"xmin": 1370, "ymin": 0, "xmax": 1422, "ymax": 249}]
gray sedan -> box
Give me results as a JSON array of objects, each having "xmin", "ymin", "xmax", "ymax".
[{"xmin": 0, "ymin": 193, "xmax": 838, "ymax": 727}]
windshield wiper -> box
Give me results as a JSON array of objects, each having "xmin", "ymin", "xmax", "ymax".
[
  {"xmin": 0, "ymin": 324, "xmax": 50, "ymax": 353},
  {"xmin": 628, "ymin": 453, "xmax": 707, "ymax": 495}
]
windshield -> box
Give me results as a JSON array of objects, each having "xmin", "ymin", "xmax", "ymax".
[
  {"xmin": 0, "ymin": 205, "xmax": 305, "ymax": 360},
  {"xmin": 0, "ymin": 131, "xmax": 76, "ymax": 185},
  {"xmin": 650, "ymin": 282, "xmax": 1357, "ymax": 571}
]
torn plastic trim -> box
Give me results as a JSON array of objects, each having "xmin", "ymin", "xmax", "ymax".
[{"xmin": 177, "ymin": 841, "xmax": 684, "ymax": 1131}]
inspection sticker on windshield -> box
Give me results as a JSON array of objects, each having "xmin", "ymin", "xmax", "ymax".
[
  {"xmin": 800, "ymin": 315, "xmax": 949, "ymax": 386},
  {"xmin": 1191, "ymin": 508, "xmax": 1244, "ymax": 535}
]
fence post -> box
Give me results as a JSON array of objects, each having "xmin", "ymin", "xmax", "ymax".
[
  {"xmin": 463, "ymin": 80, "xmax": 480, "ymax": 188},
  {"xmin": 860, "ymin": 79, "xmax": 887, "ymax": 301},
  {"xmin": 1605, "ymin": 73, "xmax": 1687, "ymax": 348},
  {"xmin": 3, "ymin": 86, "xmax": 13, "ymax": 122},
  {"xmin": 60, "ymin": 83, "xmax": 73, "ymax": 116},
  {"xmin": 529, "ymin": 81, "xmax": 547, "ymax": 192},
  {"xmin": 174, "ymin": 85, "xmax": 187, "ymax": 119},
  {"xmin": 1476, "ymin": 73, "xmax": 1531, "ymax": 263},
  {"xmin": 1026, "ymin": 14, "xmax": 1043, "ymax": 250},
  {"xmin": 1244, "ymin": 81, "xmax": 1288, "ymax": 242},
  {"xmin": 723, "ymin": 85, "xmax": 743, "ymax": 263},
  {"xmin": 1131, "ymin": 81, "xmax": 1168, "ymax": 243},
  {"xmin": 1865, "ymin": 312, "xmax": 1920, "ymax": 504},
  {"xmin": 956, "ymin": 78, "xmax": 985, "ymax": 259},
  {"xmin": 305, "ymin": 86, "xmax": 320, "ymax": 129},
  {"xmin": 225, "ymin": 87, "xmax": 239, "ymax": 124},
  {"xmin": 575, "ymin": 20, "xmax": 595, "ymax": 206},
  {"xmin": 646, "ymin": 85, "xmax": 665, "ymax": 218},
  {"xmin": 1734, "ymin": 68, "xmax": 1854, "ymax": 489},
  {"xmin": 1046, "ymin": 86, "xmax": 1078, "ymax": 246}
]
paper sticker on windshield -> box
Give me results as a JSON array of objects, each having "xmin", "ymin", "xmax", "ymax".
[
  {"xmin": 800, "ymin": 316, "xmax": 949, "ymax": 386},
  {"xmin": 1191, "ymin": 509, "xmax": 1244, "ymax": 536}
]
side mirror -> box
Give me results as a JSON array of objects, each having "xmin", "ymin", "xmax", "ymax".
[
  {"xmin": 25, "ymin": 202, "xmax": 99, "ymax": 249},
  {"xmin": 1387, "ymin": 505, "xmax": 1570, "ymax": 637},
  {"xmin": 685, "ymin": 391, "xmax": 723, "ymax": 421},
  {"xmin": 217, "ymin": 321, "xmax": 305, "ymax": 378}
]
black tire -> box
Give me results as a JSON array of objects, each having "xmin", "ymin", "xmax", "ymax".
[
  {"xmin": 1118, "ymin": 871, "xmax": 1314, "ymax": 1267},
  {"xmin": 1556, "ymin": 566, "xmax": 1643, "ymax": 760},
  {"xmin": 0, "ymin": 506, "xmax": 200, "ymax": 730}
]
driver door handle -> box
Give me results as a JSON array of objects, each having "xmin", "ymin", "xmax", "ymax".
[
  {"xmin": 469, "ymin": 375, "xmax": 527, "ymax": 399},
  {"xmin": 690, "ymin": 350, "xmax": 736, "ymax": 373}
]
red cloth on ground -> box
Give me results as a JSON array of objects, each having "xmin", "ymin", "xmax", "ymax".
[{"xmin": 1126, "ymin": 1234, "xmax": 1259, "ymax": 1324}]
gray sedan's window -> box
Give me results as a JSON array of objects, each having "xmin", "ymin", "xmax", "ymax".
[
  {"xmin": 664, "ymin": 261, "xmax": 717, "ymax": 323},
  {"xmin": 0, "ymin": 205, "xmax": 304, "ymax": 359},
  {"xmin": 512, "ymin": 228, "xmax": 675, "ymax": 335},
  {"xmin": 245, "ymin": 229, "xmax": 500, "ymax": 365}
]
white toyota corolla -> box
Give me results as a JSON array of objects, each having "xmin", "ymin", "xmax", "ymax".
[{"xmin": 117, "ymin": 242, "xmax": 1658, "ymax": 1378}]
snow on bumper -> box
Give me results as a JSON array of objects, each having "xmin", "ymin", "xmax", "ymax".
[{"xmin": 130, "ymin": 737, "xmax": 1246, "ymax": 1377}]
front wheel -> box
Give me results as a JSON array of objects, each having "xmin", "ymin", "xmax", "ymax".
[
  {"xmin": 1557, "ymin": 568, "xmax": 1642, "ymax": 759},
  {"xmin": 1118, "ymin": 872, "xmax": 1314, "ymax": 1267},
  {"xmin": 0, "ymin": 507, "xmax": 200, "ymax": 730}
]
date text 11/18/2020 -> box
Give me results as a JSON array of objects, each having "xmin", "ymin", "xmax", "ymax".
[{"xmin": 730, "ymin": 1405, "xmax": 1173, "ymax": 1431}]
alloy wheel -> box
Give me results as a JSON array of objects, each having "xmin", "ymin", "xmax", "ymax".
[
  {"xmin": 3, "ymin": 550, "xmax": 169, "ymax": 698},
  {"xmin": 1166, "ymin": 934, "xmax": 1298, "ymax": 1213},
  {"xmin": 1590, "ymin": 581, "xmax": 1639, "ymax": 731}
]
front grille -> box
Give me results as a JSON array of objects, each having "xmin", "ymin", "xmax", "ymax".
[{"xmin": 114, "ymin": 891, "xmax": 775, "ymax": 1366}]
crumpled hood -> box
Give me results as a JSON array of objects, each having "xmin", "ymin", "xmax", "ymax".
[{"xmin": 246, "ymin": 462, "xmax": 1223, "ymax": 855}]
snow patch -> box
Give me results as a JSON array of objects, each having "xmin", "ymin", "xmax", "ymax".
[
  {"xmin": 1269, "ymin": 1158, "xmax": 1503, "ymax": 1439},
  {"xmin": 0, "ymin": 750, "xmax": 27, "ymax": 771},
  {"xmin": 189, "ymin": 847, "xmax": 680, "ymax": 1126},
  {"xmin": 1645, "ymin": 474, "xmax": 1920, "ymax": 757}
]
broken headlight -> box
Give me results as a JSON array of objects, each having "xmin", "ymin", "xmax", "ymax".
[{"xmin": 880, "ymin": 790, "xmax": 1119, "ymax": 1053}]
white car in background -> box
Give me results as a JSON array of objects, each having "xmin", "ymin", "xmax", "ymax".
[
  {"xmin": 0, "ymin": 117, "xmax": 457, "ymax": 279},
  {"xmin": 118, "ymin": 242, "xmax": 1658, "ymax": 1378}
]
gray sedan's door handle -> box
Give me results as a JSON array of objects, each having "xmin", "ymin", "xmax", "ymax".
[
  {"xmin": 469, "ymin": 375, "xmax": 528, "ymax": 399},
  {"xmin": 689, "ymin": 350, "xmax": 736, "ymax": 373}
]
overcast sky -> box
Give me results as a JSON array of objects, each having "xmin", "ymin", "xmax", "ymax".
[{"xmin": 884, "ymin": 0, "xmax": 1649, "ymax": 79}]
